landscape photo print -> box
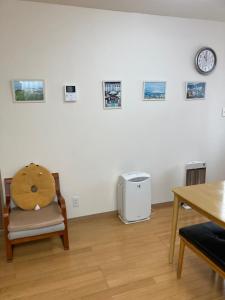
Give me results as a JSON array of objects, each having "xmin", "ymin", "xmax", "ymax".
[
  {"xmin": 143, "ymin": 81, "xmax": 166, "ymax": 101},
  {"xmin": 186, "ymin": 82, "xmax": 206, "ymax": 100},
  {"xmin": 12, "ymin": 80, "xmax": 45, "ymax": 102}
]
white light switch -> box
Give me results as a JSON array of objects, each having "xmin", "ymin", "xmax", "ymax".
[{"xmin": 222, "ymin": 107, "xmax": 225, "ymax": 117}]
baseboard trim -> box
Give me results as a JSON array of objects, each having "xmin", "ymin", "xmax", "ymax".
[
  {"xmin": 69, "ymin": 210, "xmax": 117, "ymax": 223},
  {"xmin": 152, "ymin": 201, "xmax": 173, "ymax": 209},
  {"xmin": 69, "ymin": 201, "xmax": 172, "ymax": 222}
]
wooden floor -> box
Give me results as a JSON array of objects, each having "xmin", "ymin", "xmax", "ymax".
[{"xmin": 0, "ymin": 204, "xmax": 225, "ymax": 300}]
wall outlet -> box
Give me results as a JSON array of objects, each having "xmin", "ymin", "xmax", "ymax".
[{"xmin": 72, "ymin": 196, "xmax": 79, "ymax": 208}]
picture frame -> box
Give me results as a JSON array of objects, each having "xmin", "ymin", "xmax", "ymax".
[
  {"xmin": 11, "ymin": 80, "xmax": 45, "ymax": 103},
  {"xmin": 143, "ymin": 81, "xmax": 166, "ymax": 101},
  {"xmin": 185, "ymin": 82, "xmax": 206, "ymax": 100},
  {"xmin": 103, "ymin": 81, "xmax": 122, "ymax": 109}
]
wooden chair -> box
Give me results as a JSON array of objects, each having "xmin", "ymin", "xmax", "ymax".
[
  {"xmin": 177, "ymin": 222, "xmax": 225, "ymax": 279},
  {"xmin": 3, "ymin": 173, "xmax": 69, "ymax": 261}
]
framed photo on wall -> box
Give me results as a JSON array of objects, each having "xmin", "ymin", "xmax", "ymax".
[
  {"xmin": 185, "ymin": 82, "xmax": 206, "ymax": 100},
  {"xmin": 11, "ymin": 80, "xmax": 45, "ymax": 103},
  {"xmin": 143, "ymin": 81, "xmax": 166, "ymax": 101},
  {"xmin": 103, "ymin": 81, "xmax": 122, "ymax": 109}
]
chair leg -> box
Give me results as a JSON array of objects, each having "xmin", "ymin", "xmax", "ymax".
[
  {"xmin": 6, "ymin": 241, "xmax": 13, "ymax": 262},
  {"xmin": 61, "ymin": 227, "xmax": 69, "ymax": 250},
  {"xmin": 177, "ymin": 238, "xmax": 185, "ymax": 279}
]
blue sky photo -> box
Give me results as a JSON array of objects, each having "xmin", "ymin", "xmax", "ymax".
[{"xmin": 144, "ymin": 82, "xmax": 166, "ymax": 99}]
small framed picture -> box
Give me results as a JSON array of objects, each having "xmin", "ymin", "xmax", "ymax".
[
  {"xmin": 103, "ymin": 81, "xmax": 122, "ymax": 109},
  {"xmin": 186, "ymin": 82, "xmax": 206, "ymax": 100},
  {"xmin": 11, "ymin": 80, "xmax": 45, "ymax": 103},
  {"xmin": 143, "ymin": 81, "xmax": 166, "ymax": 101}
]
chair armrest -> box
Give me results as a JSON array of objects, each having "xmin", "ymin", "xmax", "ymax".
[
  {"xmin": 58, "ymin": 195, "xmax": 65, "ymax": 208},
  {"xmin": 3, "ymin": 206, "xmax": 9, "ymax": 218},
  {"xmin": 57, "ymin": 195, "xmax": 67, "ymax": 220},
  {"xmin": 3, "ymin": 206, "xmax": 9, "ymax": 231}
]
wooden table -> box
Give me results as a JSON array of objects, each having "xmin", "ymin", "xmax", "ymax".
[{"xmin": 169, "ymin": 181, "xmax": 225, "ymax": 263}]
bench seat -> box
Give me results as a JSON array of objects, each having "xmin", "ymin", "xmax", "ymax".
[{"xmin": 179, "ymin": 222, "xmax": 225, "ymax": 273}]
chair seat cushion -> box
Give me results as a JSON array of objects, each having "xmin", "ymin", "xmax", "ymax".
[
  {"xmin": 8, "ymin": 202, "xmax": 64, "ymax": 232},
  {"xmin": 180, "ymin": 222, "xmax": 225, "ymax": 271},
  {"xmin": 8, "ymin": 223, "xmax": 65, "ymax": 240}
]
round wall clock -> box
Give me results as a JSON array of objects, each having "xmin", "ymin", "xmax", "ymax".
[{"xmin": 195, "ymin": 47, "xmax": 217, "ymax": 75}]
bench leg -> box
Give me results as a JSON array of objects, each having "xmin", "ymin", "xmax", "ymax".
[{"xmin": 177, "ymin": 238, "xmax": 185, "ymax": 279}]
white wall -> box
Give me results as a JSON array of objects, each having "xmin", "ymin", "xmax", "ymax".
[{"xmin": 1, "ymin": 0, "xmax": 225, "ymax": 218}]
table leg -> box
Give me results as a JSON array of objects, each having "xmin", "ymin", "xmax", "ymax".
[{"xmin": 169, "ymin": 194, "xmax": 180, "ymax": 264}]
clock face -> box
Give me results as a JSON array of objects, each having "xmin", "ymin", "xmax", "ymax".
[{"xmin": 195, "ymin": 47, "xmax": 217, "ymax": 75}]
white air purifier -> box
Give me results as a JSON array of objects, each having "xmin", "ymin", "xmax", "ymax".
[{"xmin": 117, "ymin": 172, "xmax": 151, "ymax": 224}]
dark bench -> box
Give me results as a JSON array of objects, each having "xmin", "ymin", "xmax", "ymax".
[{"xmin": 177, "ymin": 222, "xmax": 225, "ymax": 278}]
